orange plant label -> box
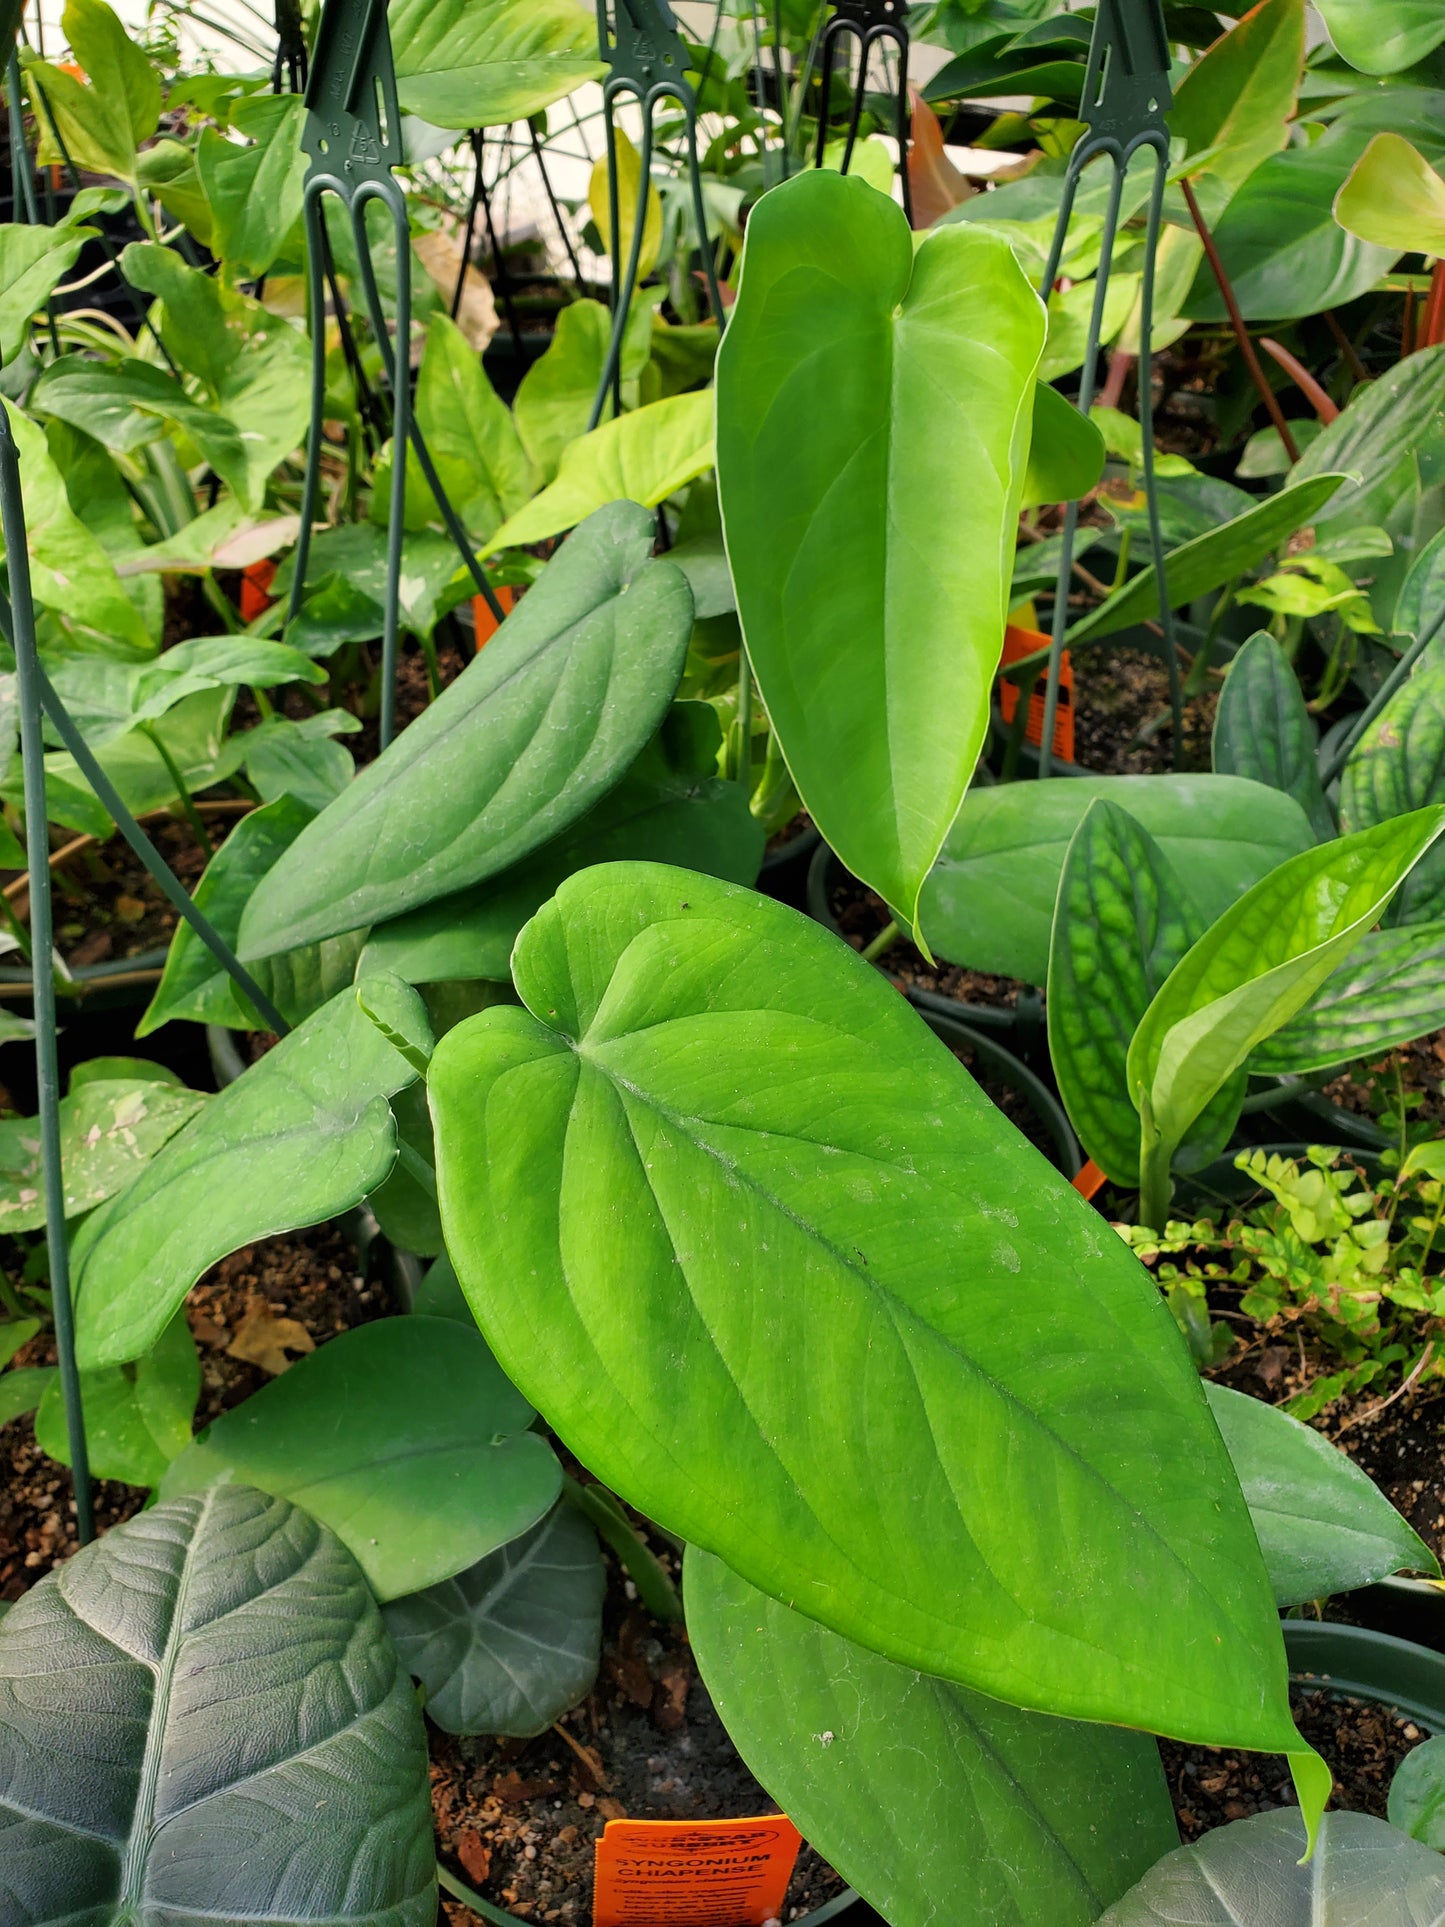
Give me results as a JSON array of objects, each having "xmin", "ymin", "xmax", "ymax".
[
  {"xmin": 472, "ymin": 585, "xmax": 517, "ymax": 650},
  {"xmin": 998, "ymin": 621, "xmax": 1074, "ymax": 764},
  {"xmin": 592, "ymin": 1815, "xmax": 802, "ymax": 1927},
  {"xmin": 239, "ymin": 559, "xmax": 278, "ymax": 624}
]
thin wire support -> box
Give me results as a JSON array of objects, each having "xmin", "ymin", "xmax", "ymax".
[
  {"xmin": 1034, "ymin": 0, "xmax": 1180, "ymax": 778},
  {"xmin": 529, "ymin": 121, "xmax": 588, "ymax": 293},
  {"xmin": 455, "ymin": 129, "xmax": 535, "ymax": 368},
  {"xmin": 588, "ymin": 0, "xmax": 725, "ymax": 432},
  {"xmin": 812, "ymin": 0, "xmax": 913, "ymax": 227}
]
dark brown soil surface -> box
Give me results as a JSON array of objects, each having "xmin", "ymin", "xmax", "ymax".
[
  {"xmin": 1325, "ymin": 1035, "xmax": 1445, "ymax": 1130},
  {"xmin": 433, "ymin": 1568, "xmax": 845, "ymax": 1927},
  {"xmin": 0, "ymin": 1224, "xmax": 387, "ymax": 1595},
  {"xmin": 825, "ymin": 870, "xmax": 1027, "ymax": 1011},
  {"xmin": 1160, "ymin": 1684, "xmax": 1426, "ymax": 1842},
  {"xmin": 765, "ymin": 810, "xmax": 814, "ymax": 856},
  {"xmin": 1072, "ymin": 644, "xmax": 1217, "ymax": 776},
  {"xmin": 351, "ymin": 634, "xmax": 470, "ymax": 768}
]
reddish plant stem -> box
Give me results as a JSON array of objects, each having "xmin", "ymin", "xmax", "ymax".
[
  {"xmin": 1423, "ymin": 260, "xmax": 1445, "ymax": 349},
  {"xmin": 1097, "ymin": 348, "xmax": 1133, "ymax": 410},
  {"xmin": 1259, "ymin": 337, "xmax": 1339, "ymax": 423},
  {"xmin": 1182, "ymin": 176, "xmax": 1299, "ymax": 463},
  {"xmin": 1324, "ymin": 308, "xmax": 1368, "ymax": 385}
]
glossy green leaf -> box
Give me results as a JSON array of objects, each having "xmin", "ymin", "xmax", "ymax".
[
  {"xmin": 140, "ymin": 797, "xmax": 363, "ymax": 1036},
  {"xmin": 1098, "ymin": 1810, "xmax": 1445, "ymax": 1925},
  {"xmin": 0, "ymin": 1366, "xmax": 55, "ymax": 1429},
  {"xmin": 1065, "ymin": 474, "xmax": 1346, "ymax": 645},
  {"xmin": 195, "ymin": 94, "xmax": 307, "ymax": 279},
  {"xmin": 0, "ymin": 1319, "xmax": 39, "ymax": 1370},
  {"xmin": 214, "ymin": 320, "xmax": 310, "ymax": 509},
  {"xmin": 430, "ymin": 862, "xmax": 1303, "ymax": 1752},
  {"xmin": 1253, "ymin": 920, "xmax": 1445, "ymax": 1072},
  {"xmin": 513, "ymin": 297, "xmax": 650, "ymax": 483},
  {"xmin": 1295, "ymin": 343, "xmax": 1445, "ymax": 529},
  {"xmin": 0, "ymin": 1483, "xmax": 435, "ymax": 1922},
  {"xmin": 0, "ymin": 220, "xmax": 93, "ymax": 364},
  {"xmin": 366, "ymin": 1081, "xmax": 442, "ymax": 1255},
  {"xmin": 0, "ymin": 1077, "xmax": 205, "ymax": 1234},
  {"xmin": 1341, "ymin": 658, "xmax": 1445, "ymax": 924},
  {"xmin": 161, "ymin": 1318, "xmax": 561, "ymax": 1601},
  {"xmin": 30, "ymin": 356, "xmax": 251, "ymax": 503},
  {"xmin": 1389, "ymin": 1735, "xmax": 1445, "ymax": 1847},
  {"xmin": 36, "ymin": 1311, "xmax": 198, "ymax": 1489},
  {"xmin": 483, "ymin": 390, "xmax": 713, "ymax": 555},
  {"xmin": 135, "ymin": 135, "xmax": 212, "ymax": 247},
  {"xmin": 1129, "ymin": 810, "xmax": 1445, "ymax": 1175},
  {"xmin": 717, "ymin": 169, "xmax": 1044, "ymax": 929},
  {"xmin": 1337, "ymin": 133, "xmax": 1445, "ymax": 256},
  {"xmin": 1048, "ymin": 801, "xmax": 1243, "ymax": 1186},
  {"xmin": 687, "ymin": 1550, "xmax": 1179, "ymax": 1927},
  {"xmin": 1213, "ymin": 630, "xmax": 1334, "ymax": 839},
  {"xmin": 1395, "ymin": 525, "xmax": 1445, "ymax": 655},
  {"xmin": 391, "ymin": 0, "xmax": 604, "ymax": 129},
  {"xmin": 1170, "ymin": 0, "xmax": 1305, "ymax": 189},
  {"xmin": 25, "ymin": 0, "xmax": 159, "ymax": 187},
  {"xmin": 1316, "ymin": 0, "xmax": 1445, "ymax": 75},
  {"xmin": 1183, "ymin": 132, "xmax": 1400, "ymax": 321},
  {"xmin": 121, "ymin": 240, "xmax": 247, "ymax": 391},
  {"xmin": 240, "ymin": 503, "xmax": 692, "ymax": 958},
  {"xmin": 72, "ymin": 985, "xmax": 427, "ymax": 1368},
  {"xmin": 1021, "ymin": 381, "xmax": 1105, "ymax": 509},
  {"xmin": 407, "ymin": 313, "xmax": 534, "ymax": 542},
  {"xmin": 922, "ymin": 775, "xmax": 1314, "ymax": 986},
  {"xmin": 359, "ymin": 704, "xmax": 763, "ymax": 984},
  {"xmin": 384, "ymin": 1501, "xmax": 604, "ymax": 1737},
  {"xmin": 243, "ymin": 711, "xmax": 359, "ymax": 812},
  {"xmin": 1206, "ymin": 1382, "xmax": 1436, "ymax": 1607}
]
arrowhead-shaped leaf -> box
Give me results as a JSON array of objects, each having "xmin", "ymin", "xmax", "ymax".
[
  {"xmin": 716, "ymin": 168, "xmax": 1045, "ymax": 928},
  {"xmin": 686, "ymin": 1548, "xmax": 1179, "ymax": 1927},
  {"xmin": 240, "ymin": 502, "xmax": 693, "ymax": 958},
  {"xmin": 0, "ymin": 1483, "xmax": 435, "ymax": 1923},
  {"xmin": 430, "ymin": 862, "xmax": 1303, "ymax": 1753},
  {"xmin": 1213, "ymin": 630, "xmax": 1334, "ymax": 839}
]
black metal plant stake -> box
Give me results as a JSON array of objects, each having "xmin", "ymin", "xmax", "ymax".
[{"xmin": 812, "ymin": 0, "xmax": 913, "ymax": 226}]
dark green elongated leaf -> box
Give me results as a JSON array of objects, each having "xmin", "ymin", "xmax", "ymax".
[
  {"xmin": 1394, "ymin": 524, "xmax": 1445, "ymax": 654},
  {"xmin": 161, "ymin": 1318, "xmax": 560, "ymax": 1601},
  {"xmin": 430, "ymin": 862, "xmax": 1303, "ymax": 1753},
  {"xmin": 35, "ymin": 1311, "xmax": 198, "ymax": 1489},
  {"xmin": 139, "ymin": 795, "xmax": 365, "ymax": 1035},
  {"xmin": 1022, "ymin": 381, "xmax": 1106, "ymax": 509},
  {"xmin": 384, "ymin": 1502, "xmax": 604, "ymax": 1736},
  {"xmin": 390, "ymin": 0, "xmax": 604, "ymax": 129},
  {"xmin": 1206, "ymin": 1383, "xmax": 1436, "ymax": 1608},
  {"xmin": 29, "ymin": 356, "xmax": 251, "ymax": 502},
  {"xmin": 922, "ymin": 775, "xmax": 1314, "ymax": 986},
  {"xmin": 360, "ymin": 704, "xmax": 763, "ymax": 984},
  {"xmin": 239, "ymin": 502, "xmax": 693, "ymax": 959},
  {"xmin": 1129, "ymin": 811, "xmax": 1445, "ymax": 1173},
  {"xmin": 686, "ymin": 1550, "xmax": 1179, "ymax": 1927},
  {"xmin": 1252, "ymin": 920, "xmax": 1445, "ymax": 1072},
  {"xmin": 1295, "ymin": 344, "xmax": 1445, "ymax": 530},
  {"xmin": 73, "ymin": 985, "xmax": 428, "ymax": 1368},
  {"xmin": 1389, "ymin": 1736, "xmax": 1445, "ymax": 1846},
  {"xmin": 1316, "ymin": 0, "xmax": 1445, "ymax": 75},
  {"xmin": 1169, "ymin": 0, "xmax": 1305, "ymax": 188},
  {"xmin": 0, "ymin": 1483, "xmax": 435, "ymax": 1923},
  {"xmin": 1341, "ymin": 658, "xmax": 1445, "ymax": 924},
  {"xmin": 1065, "ymin": 475, "xmax": 1347, "ymax": 645},
  {"xmin": 1213, "ymin": 630, "xmax": 1333, "ymax": 839},
  {"xmin": 1098, "ymin": 1810, "xmax": 1445, "ymax": 1925},
  {"xmin": 1182, "ymin": 134, "xmax": 1399, "ymax": 322},
  {"xmin": 716, "ymin": 168, "xmax": 1045, "ymax": 929},
  {"xmin": 0, "ymin": 1077, "xmax": 205, "ymax": 1234},
  {"xmin": 1047, "ymin": 801, "xmax": 1243, "ymax": 1186}
]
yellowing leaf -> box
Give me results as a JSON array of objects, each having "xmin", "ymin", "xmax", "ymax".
[
  {"xmin": 1336, "ymin": 132, "xmax": 1445, "ymax": 258},
  {"xmin": 589, "ymin": 127, "xmax": 662, "ymax": 283}
]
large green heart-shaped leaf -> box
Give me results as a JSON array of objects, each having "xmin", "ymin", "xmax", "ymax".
[
  {"xmin": 1315, "ymin": 0, "xmax": 1445, "ymax": 74},
  {"xmin": 1047, "ymin": 801, "xmax": 1244, "ymax": 1185},
  {"xmin": 1098, "ymin": 1810, "xmax": 1445, "ymax": 1925},
  {"xmin": 430, "ymin": 862, "xmax": 1302, "ymax": 1753},
  {"xmin": 390, "ymin": 0, "xmax": 604, "ymax": 129},
  {"xmin": 384, "ymin": 1501, "xmax": 604, "ymax": 1736},
  {"xmin": 73, "ymin": 984, "xmax": 428, "ymax": 1368},
  {"xmin": 1205, "ymin": 1383, "xmax": 1436, "ymax": 1608},
  {"xmin": 162, "ymin": 1318, "xmax": 560, "ymax": 1600},
  {"xmin": 686, "ymin": 1550, "xmax": 1179, "ymax": 1927},
  {"xmin": 1170, "ymin": 0, "xmax": 1305, "ymax": 189},
  {"xmin": 0, "ymin": 1483, "xmax": 435, "ymax": 1922},
  {"xmin": 1341, "ymin": 659, "xmax": 1445, "ymax": 924},
  {"xmin": 240, "ymin": 502, "xmax": 692, "ymax": 959},
  {"xmin": 716, "ymin": 168, "xmax": 1045, "ymax": 929},
  {"xmin": 922, "ymin": 775, "xmax": 1314, "ymax": 986},
  {"xmin": 1065, "ymin": 474, "xmax": 1347, "ymax": 645},
  {"xmin": 360, "ymin": 704, "xmax": 762, "ymax": 985},
  {"xmin": 1213, "ymin": 630, "xmax": 1334, "ymax": 840},
  {"xmin": 1294, "ymin": 344, "xmax": 1445, "ymax": 530},
  {"xmin": 1129, "ymin": 810, "xmax": 1445, "ymax": 1190},
  {"xmin": 1252, "ymin": 919, "xmax": 1445, "ymax": 1073}
]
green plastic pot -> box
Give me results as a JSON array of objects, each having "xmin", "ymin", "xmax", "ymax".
[{"xmin": 1285, "ymin": 1614, "xmax": 1445, "ymax": 1733}]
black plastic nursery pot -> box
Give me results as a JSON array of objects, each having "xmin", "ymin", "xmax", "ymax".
[
  {"xmin": 759, "ymin": 816, "xmax": 822, "ymax": 909},
  {"xmin": 1285, "ymin": 1604, "xmax": 1445, "ymax": 1735}
]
